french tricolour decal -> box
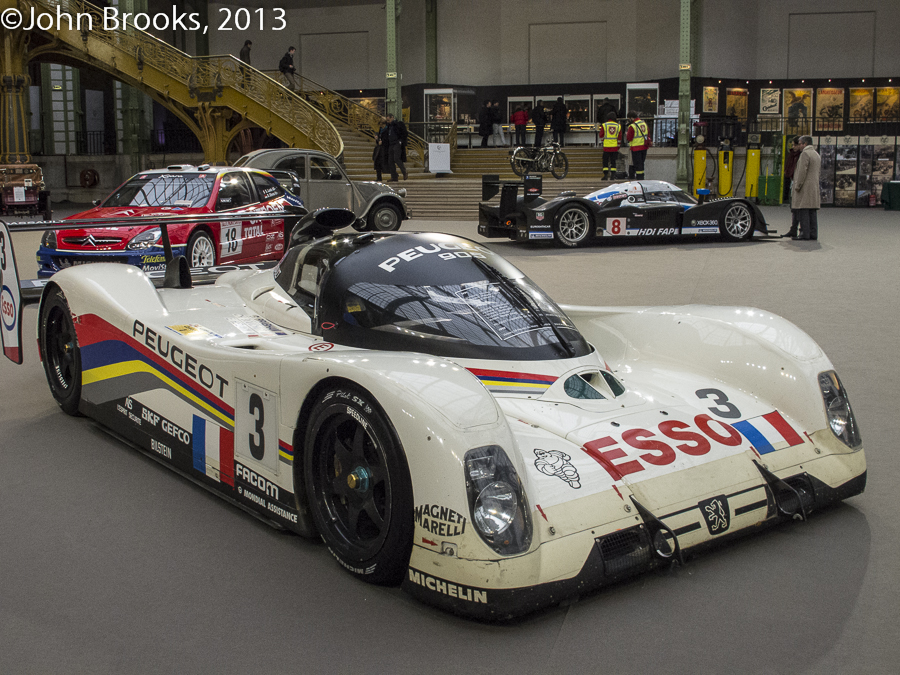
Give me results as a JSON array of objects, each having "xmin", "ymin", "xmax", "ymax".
[
  {"xmin": 468, "ymin": 368, "xmax": 557, "ymax": 394},
  {"xmin": 732, "ymin": 411, "xmax": 804, "ymax": 455},
  {"xmin": 193, "ymin": 416, "xmax": 235, "ymax": 485}
]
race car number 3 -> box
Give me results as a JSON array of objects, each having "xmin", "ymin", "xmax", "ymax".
[{"xmin": 235, "ymin": 380, "xmax": 278, "ymax": 471}]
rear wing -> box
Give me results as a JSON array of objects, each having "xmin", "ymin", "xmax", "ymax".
[{"xmin": 0, "ymin": 206, "xmax": 353, "ymax": 365}]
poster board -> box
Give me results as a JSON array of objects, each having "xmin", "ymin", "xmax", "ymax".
[
  {"xmin": 849, "ymin": 88, "xmax": 874, "ymax": 122},
  {"xmin": 725, "ymin": 88, "xmax": 748, "ymax": 120},
  {"xmin": 702, "ymin": 87, "xmax": 718, "ymax": 113},
  {"xmin": 759, "ymin": 89, "xmax": 780, "ymax": 115},
  {"xmin": 816, "ymin": 88, "xmax": 844, "ymax": 132},
  {"xmin": 784, "ymin": 88, "xmax": 813, "ymax": 136}
]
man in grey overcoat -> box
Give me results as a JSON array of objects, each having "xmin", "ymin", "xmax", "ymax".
[{"xmin": 790, "ymin": 135, "xmax": 821, "ymax": 240}]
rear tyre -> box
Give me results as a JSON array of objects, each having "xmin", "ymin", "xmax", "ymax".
[
  {"xmin": 40, "ymin": 290, "xmax": 82, "ymax": 416},
  {"xmin": 366, "ymin": 203, "xmax": 401, "ymax": 231},
  {"xmin": 720, "ymin": 202, "xmax": 754, "ymax": 241},
  {"xmin": 554, "ymin": 204, "xmax": 593, "ymax": 248},
  {"xmin": 510, "ymin": 147, "xmax": 531, "ymax": 177},
  {"xmin": 186, "ymin": 230, "xmax": 216, "ymax": 267},
  {"xmin": 304, "ymin": 385, "xmax": 413, "ymax": 585},
  {"xmin": 550, "ymin": 152, "xmax": 569, "ymax": 179}
]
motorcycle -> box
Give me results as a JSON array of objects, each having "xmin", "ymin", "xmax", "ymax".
[{"xmin": 509, "ymin": 142, "xmax": 569, "ymax": 179}]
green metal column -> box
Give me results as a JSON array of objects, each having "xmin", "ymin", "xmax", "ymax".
[
  {"xmin": 385, "ymin": 0, "xmax": 401, "ymax": 119},
  {"xmin": 675, "ymin": 0, "xmax": 696, "ymax": 190},
  {"xmin": 425, "ymin": 0, "xmax": 437, "ymax": 84},
  {"xmin": 0, "ymin": 29, "xmax": 30, "ymax": 163}
]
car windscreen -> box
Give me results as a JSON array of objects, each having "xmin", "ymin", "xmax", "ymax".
[
  {"xmin": 102, "ymin": 172, "xmax": 216, "ymax": 208},
  {"xmin": 314, "ymin": 234, "xmax": 591, "ymax": 360}
]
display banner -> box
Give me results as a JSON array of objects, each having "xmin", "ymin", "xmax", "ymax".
[
  {"xmin": 835, "ymin": 136, "xmax": 859, "ymax": 207},
  {"xmin": 703, "ymin": 87, "xmax": 718, "ymax": 113},
  {"xmin": 760, "ymin": 89, "xmax": 779, "ymax": 115},
  {"xmin": 784, "ymin": 88, "xmax": 813, "ymax": 136},
  {"xmin": 725, "ymin": 88, "xmax": 748, "ymax": 120},
  {"xmin": 817, "ymin": 136, "xmax": 836, "ymax": 206},
  {"xmin": 865, "ymin": 136, "xmax": 896, "ymax": 204},
  {"xmin": 876, "ymin": 88, "xmax": 899, "ymax": 121}
]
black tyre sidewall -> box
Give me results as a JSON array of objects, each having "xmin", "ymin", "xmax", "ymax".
[
  {"xmin": 367, "ymin": 203, "xmax": 401, "ymax": 231},
  {"xmin": 511, "ymin": 148, "xmax": 528, "ymax": 176},
  {"xmin": 303, "ymin": 385, "xmax": 413, "ymax": 585},
  {"xmin": 551, "ymin": 153, "xmax": 569, "ymax": 179},
  {"xmin": 39, "ymin": 290, "xmax": 82, "ymax": 416},
  {"xmin": 554, "ymin": 205, "xmax": 592, "ymax": 248}
]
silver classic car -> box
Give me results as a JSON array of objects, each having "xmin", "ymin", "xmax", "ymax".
[{"xmin": 234, "ymin": 149, "xmax": 410, "ymax": 232}]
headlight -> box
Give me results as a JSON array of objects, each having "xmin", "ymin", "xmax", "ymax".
[
  {"xmin": 818, "ymin": 371, "xmax": 861, "ymax": 449},
  {"xmin": 464, "ymin": 445, "xmax": 532, "ymax": 555},
  {"xmin": 127, "ymin": 227, "xmax": 162, "ymax": 250},
  {"xmin": 41, "ymin": 230, "xmax": 57, "ymax": 249}
]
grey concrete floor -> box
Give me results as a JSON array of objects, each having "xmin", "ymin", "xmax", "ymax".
[{"xmin": 1, "ymin": 203, "xmax": 898, "ymax": 674}]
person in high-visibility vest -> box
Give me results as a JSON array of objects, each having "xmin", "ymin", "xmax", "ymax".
[
  {"xmin": 625, "ymin": 111, "xmax": 651, "ymax": 179},
  {"xmin": 598, "ymin": 112, "xmax": 622, "ymax": 181}
]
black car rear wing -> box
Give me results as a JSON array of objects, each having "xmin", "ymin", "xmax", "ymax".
[
  {"xmin": 481, "ymin": 174, "xmax": 544, "ymax": 212},
  {"xmin": 0, "ymin": 207, "xmax": 353, "ymax": 364}
]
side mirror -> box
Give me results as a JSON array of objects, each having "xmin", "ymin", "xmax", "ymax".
[{"xmin": 92, "ymin": 199, "xmax": 101, "ymax": 207}]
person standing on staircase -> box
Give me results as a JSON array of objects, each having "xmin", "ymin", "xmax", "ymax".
[
  {"xmin": 373, "ymin": 117, "xmax": 390, "ymax": 182},
  {"xmin": 385, "ymin": 113, "xmax": 408, "ymax": 182},
  {"xmin": 279, "ymin": 47, "xmax": 298, "ymax": 91},
  {"xmin": 598, "ymin": 112, "xmax": 622, "ymax": 180},
  {"xmin": 625, "ymin": 111, "xmax": 651, "ymax": 179},
  {"xmin": 239, "ymin": 40, "xmax": 252, "ymax": 89},
  {"xmin": 478, "ymin": 101, "xmax": 492, "ymax": 148}
]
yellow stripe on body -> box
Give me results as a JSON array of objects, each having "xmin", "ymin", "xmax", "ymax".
[
  {"xmin": 481, "ymin": 379, "xmax": 551, "ymax": 389},
  {"xmin": 82, "ymin": 360, "xmax": 232, "ymax": 427}
]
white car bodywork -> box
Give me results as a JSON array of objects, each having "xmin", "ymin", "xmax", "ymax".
[{"xmin": 1, "ymin": 223, "xmax": 865, "ymax": 620}]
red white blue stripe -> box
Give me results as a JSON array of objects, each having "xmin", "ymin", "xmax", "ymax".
[
  {"xmin": 732, "ymin": 411, "xmax": 804, "ymax": 455},
  {"xmin": 193, "ymin": 415, "xmax": 235, "ymax": 485}
]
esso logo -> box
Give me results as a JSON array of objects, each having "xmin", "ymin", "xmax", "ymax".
[
  {"xmin": 0, "ymin": 287, "xmax": 16, "ymax": 330},
  {"xmin": 308, "ymin": 342, "xmax": 334, "ymax": 352}
]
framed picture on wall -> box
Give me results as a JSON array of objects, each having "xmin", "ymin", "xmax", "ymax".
[
  {"xmin": 876, "ymin": 88, "xmax": 899, "ymax": 120},
  {"xmin": 725, "ymin": 88, "xmax": 748, "ymax": 119},
  {"xmin": 702, "ymin": 86, "xmax": 718, "ymax": 113},
  {"xmin": 626, "ymin": 83, "xmax": 659, "ymax": 118},
  {"xmin": 816, "ymin": 88, "xmax": 844, "ymax": 132},
  {"xmin": 849, "ymin": 88, "xmax": 874, "ymax": 122},
  {"xmin": 784, "ymin": 88, "xmax": 813, "ymax": 136},
  {"xmin": 759, "ymin": 89, "xmax": 780, "ymax": 115}
]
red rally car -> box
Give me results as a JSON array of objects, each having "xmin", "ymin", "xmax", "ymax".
[{"xmin": 36, "ymin": 165, "xmax": 306, "ymax": 278}]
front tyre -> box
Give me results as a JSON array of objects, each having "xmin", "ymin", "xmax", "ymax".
[
  {"xmin": 554, "ymin": 204, "xmax": 593, "ymax": 248},
  {"xmin": 550, "ymin": 152, "xmax": 569, "ymax": 179},
  {"xmin": 304, "ymin": 385, "xmax": 413, "ymax": 585},
  {"xmin": 39, "ymin": 289, "xmax": 82, "ymax": 416},
  {"xmin": 721, "ymin": 202, "xmax": 754, "ymax": 241},
  {"xmin": 366, "ymin": 202, "xmax": 402, "ymax": 231},
  {"xmin": 186, "ymin": 230, "xmax": 216, "ymax": 266}
]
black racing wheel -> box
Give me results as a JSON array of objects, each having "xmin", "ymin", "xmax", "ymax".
[
  {"xmin": 39, "ymin": 289, "xmax": 82, "ymax": 416},
  {"xmin": 720, "ymin": 202, "xmax": 754, "ymax": 241},
  {"xmin": 554, "ymin": 204, "xmax": 593, "ymax": 248},
  {"xmin": 304, "ymin": 384, "xmax": 413, "ymax": 584}
]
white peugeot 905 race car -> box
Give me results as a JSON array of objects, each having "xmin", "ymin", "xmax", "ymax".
[{"xmin": 0, "ymin": 213, "xmax": 865, "ymax": 620}]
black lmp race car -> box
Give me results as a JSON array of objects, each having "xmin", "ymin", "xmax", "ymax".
[{"xmin": 478, "ymin": 175, "xmax": 772, "ymax": 248}]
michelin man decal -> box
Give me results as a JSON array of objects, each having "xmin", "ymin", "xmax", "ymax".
[{"xmin": 533, "ymin": 448, "xmax": 581, "ymax": 489}]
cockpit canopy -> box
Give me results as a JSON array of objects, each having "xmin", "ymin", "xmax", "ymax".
[{"xmin": 273, "ymin": 231, "xmax": 591, "ymax": 360}]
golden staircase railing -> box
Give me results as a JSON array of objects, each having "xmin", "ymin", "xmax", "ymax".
[
  {"xmin": 22, "ymin": 0, "xmax": 343, "ymax": 160},
  {"xmin": 270, "ymin": 73, "xmax": 428, "ymax": 168}
]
